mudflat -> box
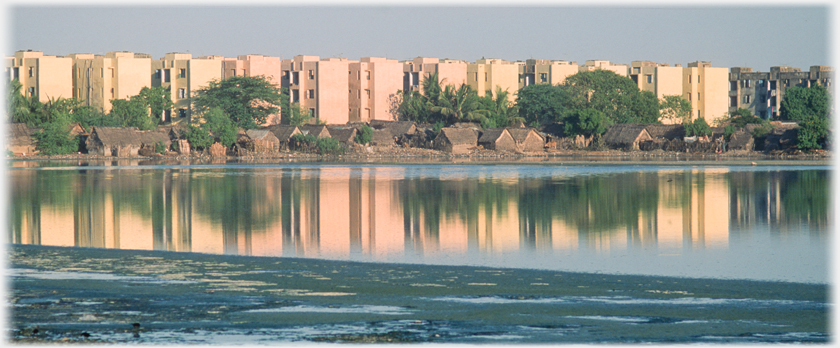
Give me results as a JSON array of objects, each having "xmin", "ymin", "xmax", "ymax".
[{"xmin": 9, "ymin": 244, "xmax": 829, "ymax": 344}]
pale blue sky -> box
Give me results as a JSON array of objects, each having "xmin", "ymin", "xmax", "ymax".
[{"xmin": 5, "ymin": 4, "xmax": 834, "ymax": 71}]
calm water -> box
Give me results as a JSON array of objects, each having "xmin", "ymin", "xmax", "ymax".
[{"xmin": 8, "ymin": 161, "xmax": 831, "ymax": 284}]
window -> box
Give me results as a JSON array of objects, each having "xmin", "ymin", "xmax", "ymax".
[
  {"xmin": 770, "ymin": 80, "xmax": 776, "ymax": 89},
  {"xmin": 730, "ymin": 96, "xmax": 738, "ymax": 107},
  {"xmin": 697, "ymin": 110, "xmax": 701, "ymax": 118},
  {"xmin": 164, "ymin": 69, "xmax": 170, "ymax": 83},
  {"xmin": 179, "ymin": 69, "xmax": 186, "ymax": 78},
  {"xmin": 299, "ymin": 62, "xmax": 303, "ymax": 70},
  {"xmin": 743, "ymin": 95, "xmax": 751, "ymax": 103},
  {"xmin": 412, "ymin": 72, "xmax": 419, "ymax": 87},
  {"xmin": 358, "ymin": 90, "xmax": 362, "ymax": 99},
  {"xmin": 365, "ymin": 108, "xmax": 371, "ymax": 119},
  {"xmin": 688, "ymin": 75, "xmax": 691, "ymax": 83},
  {"xmin": 28, "ymin": 87, "xmax": 34, "ymax": 97},
  {"xmin": 784, "ymin": 79, "xmax": 790, "ymax": 87},
  {"xmin": 155, "ymin": 69, "xmax": 161, "ymax": 79},
  {"xmin": 178, "ymin": 88, "xmax": 186, "ymax": 99},
  {"xmin": 164, "ymin": 110, "xmax": 172, "ymax": 122},
  {"xmin": 473, "ymin": 72, "xmax": 478, "ymax": 81},
  {"xmin": 365, "ymin": 89, "xmax": 370, "ymax": 99},
  {"xmin": 179, "ymin": 109, "xmax": 187, "ymax": 118},
  {"xmin": 307, "ymin": 89, "xmax": 315, "ymax": 99},
  {"xmin": 308, "ymin": 70, "xmax": 314, "ymax": 79},
  {"xmin": 366, "ymin": 71, "xmax": 371, "ymax": 80},
  {"xmin": 742, "ymin": 80, "xmax": 750, "ymax": 88},
  {"xmin": 419, "ymin": 64, "xmax": 422, "ymax": 71},
  {"xmin": 28, "ymin": 67, "xmax": 33, "ymax": 77},
  {"xmin": 231, "ymin": 69, "xmax": 236, "ymax": 76},
  {"xmin": 633, "ymin": 67, "xmax": 640, "ymax": 74},
  {"xmin": 292, "ymin": 89, "xmax": 299, "ymax": 102},
  {"xmin": 110, "ymin": 68, "xmax": 115, "ymax": 78},
  {"xmin": 12, "ymin": 67, "xmax": 18, "ymax": 79},
  {"xmin": 309, "ymin": 108, "xmax": 315, "ymax": 117},
  {"xmin": 540, "ymin": 73, "xmax": 547, "ymax": 83},
  {"xmin": 688, "ymin": 93, "xmax": 691, "ymax": 102},
  {"xmin": 292, "ymin": 72, "xmax": 299, "ymax": 85},
  {"xmin": 485, "ymin": 72, "xmax": 488, "ymax": 82},
  {"xmin": 110, "ymin": 88, "xmax": 114, "ymax": 98},
  {"xmin": 100, "ymin": 68, "xmax": 104, "ymax": 78},
  {"xmin": 645, "ymin": 74, "xmax": 652, "ymax": 84},
  {"xmin": 697, "ymin": 93, "xmax": 700, "ymax": 101},
  {"xmin": 731, "ymin": 81, "xmax": 738, "ymax": 91}
]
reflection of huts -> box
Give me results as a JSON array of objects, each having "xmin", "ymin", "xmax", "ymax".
[
  {"xmin": 478, "ymin": 128, "xmax": 516, "ymax": 151},
  {"xmin": 507, "ymin": 127, "xmax": 545, "ymax": 152},
  {"xmin": 602, "ymin": 124, "xmax": 653, "ymax": 150},
  {"xmin": 434, "ymin": 128, "xmax": 478, "ymax": 154},
  {"xmin": 327, "ymin": 127, "xmax": 358, "ymax": 146},
  {"xmin": 727, "ymin": 129, "xmax": 754, "ymax": 151},
  {"xmin": 263, "ymin": 124, "xmax": 302, "ymax": 150},
  {"xmin": 244, "ymin": 129, "xmax": 280, "ymax": 153},
  {"xmin": 300, "ymin": 124, "xmax": 331, "ymax": 138},
  {"xmin": 85, "ymin": 127, "xmax": 171, "ymax": 157},
  {"xmin": 8, "ymin": 123, "xmax": 38, "ymax": 155}
]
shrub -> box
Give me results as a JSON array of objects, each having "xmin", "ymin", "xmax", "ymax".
[
  {"xmin": 355, "ymin": 125, "xmax": 372, "ymax": 145},
  {"xmin": 155, "ymin": 141, "xmax": 166, "ymax": 155}
]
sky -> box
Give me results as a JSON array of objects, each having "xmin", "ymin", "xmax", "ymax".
[{"xmin": 2, "ymin": 2, "xmax": 837, "ymax": 73}]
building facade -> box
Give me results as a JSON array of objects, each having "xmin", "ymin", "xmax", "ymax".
[
  {"xmin": 6, "ymin": 50, "xmax": 73, "ymax": 103},
  {"xmin": 519, "ymin": 59, "xmax": 579, "ymax": 88},
  {"xmin": 281, "ymin": 55, "xmax": 350, "ymax": 125},
  {"xmin": 728, "ymin": 65, "xmax": 833, "ymax": 119},
  {"xmin": 349, "ymin": 57, "xmax": 403, "ymax": 122},
  {"xmin": 467, "ymin": 58, "xmax": 520, "ymax": 102},
  {"xmin": 69, "ymin": 51, "xmax": 152, "ymax": 113},
  {"xmin": 151, "ymin": 53, "xmax": 224, "ymax": 123},
  {"xmin": 683, "ymin": 61, "xmax": 729, "ymax": 124},
  {"xmin": 402, "ymin": 57, "xmax": 468, "ymax": 93}
]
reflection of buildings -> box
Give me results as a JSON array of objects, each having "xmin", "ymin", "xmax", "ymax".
[{"xmin": 13, "ymin": 167, "xmax": 824, "ymax": 261}]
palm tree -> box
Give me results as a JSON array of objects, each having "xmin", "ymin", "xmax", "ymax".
[{"xmin": 434, "ymin": 84, "xmax": 487, "ymax": 124}]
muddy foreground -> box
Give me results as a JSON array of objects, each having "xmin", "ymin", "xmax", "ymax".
[{"xmin": 8, "ymin": 244, "xmax": 829, "ymax": 344}]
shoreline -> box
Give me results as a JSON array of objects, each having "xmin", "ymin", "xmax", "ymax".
[{"xmin": 6, "ymin": 146, "xmax": 833, "ymax": 167}]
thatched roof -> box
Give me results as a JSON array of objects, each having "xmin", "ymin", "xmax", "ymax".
[
  {"xmin": 88, "ymin": 127, "xmax": 170, "ymax": 147},
  {"xmin": 603, "ymin": 124, "xmax": 650, "ymax": 145},
  {"xmin": 327, "ymin": 127, "xmax": 357, "ymax": 143},
  {"xmin": 245, "ymin": 129, "xmax": 276, "ymax": 141},
  {"xmin": 438, "ymin": 127, "xmax": 478, "ymax": 145},
  {"xmin": 728, "ymin": 129, "xmax": 754, "ymax": 150},
  {"xmin": 645, "ymin": 124, "xmax": 685, "ymax": 140},
  {"xmin": 300, "ymin": 124, "xmax": 331, "ymax": 138},
  {"xmin": 478, "ymin": 128, "xmax": 508, "ymax": 143},
  {"xmin": 370, "ymin": 129, "xmax": 396, "ymax": 145},
  {"xmin": 8, "ymin": 123, "xmax": 36, "ymax": 146},
  {"xmin": 507, "ymin": 127, "xmax": 543, "ymax": 143},
  {"xmin": 369, "ymin": 120, "xmax": 417, "ymax": 136},
  {"xmin": 263, "ymin": 124, "xmax": 301, "ymax": 141}
]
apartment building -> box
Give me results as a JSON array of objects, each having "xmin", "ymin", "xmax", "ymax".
[
  {"xmin": 221, "ymin": 54, "xmax": 283, "ymax": 85},
  {"xmin": 349, "ymin": 57, "xmax": 403, "ymax": 122},
  {"xmin": 681, "ymin": 61, "xmax": 729, "ymax": 124},
  {"xmin": 628, "ymin": 61, "xmax": 684, "ymax": 99},
  {"xmin": 151, "ymin": 53, "xmax": 223, "ymax": 123},
  {"xmin": 467, "ymin": 58, "xmax": 520, "ymax": 103},
  {"xmin": 402, "ymin": 57, "xmax": 468, "ymax": 93},
  {"xmin": 729, "ymin": 65, "xmax": 833, "ymax": 119},
  {"xmin": 69, "ymin": 51, "xmax": 152, "ymax": 113},
  {"xmin": 6, "ymin": 50, "xmax": 73, "ymax": 103},
  {"xmin": 519, "ymin": 59, "xmax": 579, "ymax": 88},
  {"xmin": 281, "ymin": 55, "xmax": 350, "ymax": 125},
  {"xmin": 580, "ymin": 60, "xmax": 629, "ymax": 77}
]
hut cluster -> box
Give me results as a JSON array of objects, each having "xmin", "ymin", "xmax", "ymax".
[{"xmin": 7, "ymin": 119, "xmax": 803, "ymax": 157}]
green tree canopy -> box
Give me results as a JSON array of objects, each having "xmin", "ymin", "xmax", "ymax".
[
  {"xmin": 279, "ymin": 87, "xmax": 312, "ymax": 126},
  {"xmin": 562, "ymin": 69, "xmax": 648, "ymax": 124},
  {"xmin": 564, "ymin": 108, "xmax": 613, "ymax": 137},
  {"xmin": 659, "ymin": 95, "xmax": 692, "ymax": 124},
  {"xmin": 515, "ymin": 83, "xmax": 570, "ymax": 127},
  {"xmin": 684, "ymin": 117, "xmax": 712, "ymax": 137},
  {"xmin": 193, "ymin": 75, "xmax": 283, "ymax": 129},
  {"xmin": 135, "ymin": 86, "xmax": 174, "ymax": 122},
  {"xmin": 779, "ymin": 84, "xmax": 831, "ymax": 150},
  {"xmin": 478, "ymin": 87, "xmax": 520, "ymax": 128},
  {"xmin": 33, "ymin": 112, "xmax": 79, "ymax": 155}
]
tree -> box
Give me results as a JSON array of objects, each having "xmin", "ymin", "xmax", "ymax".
[
  {"xmin": 433, "ymin": 84, "xmax": 487, "ymax": 124},
  {"xmin": 516, "ymin": 83, "xmax": 570, "ymax": 127},
  {"xmin": 355, "ymin": 124, "xmax": 372, "ymax": 145},
  {"xmin": 135, "ymin": 86, "xmax": 174, "ymax": 122},
  {"xmin": 33, "ymin": 112, "xmax": 79, "ymax": 155},
  {"xmin": 202, "ymin": 107, "xmax": 239, "ymax": 148},
  {"xmin": 193, "ymin": 75, "xmax": 284, "ymax": 129},
  {"xmin": 779, "ymin": 84, "xmax": 831, "ymax": 150},
  {"xmin": 684, "ymin": 117, "xmax": 712, "ymax": 137},
  {"xmin": 110, "ymin": 98, "xmax": 157, "ymax": 130},
  {"xmin": 478, "ymin": 87, "xmax": 519, "ymax": 128},
  {"xmin": 562, "ymin": 69, "xmax": 644, "ymax": 124},
  {"xmin": 279, "ymin": 87, "xmax": 312, "ymax": 126},
  {"xmin": 7, "ymin": 79, "xmax": 38, "ymax": 125},
  {"xmin": 564, "ymin": 108, "xmax": 613, "ymax": 137},
  {"xmin": 659, "ymin": 95, "xmax": 692, "ymax": 124}
]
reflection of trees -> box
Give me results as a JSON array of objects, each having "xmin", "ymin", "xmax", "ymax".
[{"xmin": 729, "ymin": 170, "xmax": 829, "ymax": 231}]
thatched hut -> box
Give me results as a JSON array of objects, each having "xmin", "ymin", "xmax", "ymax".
[
  {"xmin": 727, "ymin": 129, "xmax": 754, "ymax": 151},
  {"xmin": 244, "ymin": 129, "xmax": 280, "ymax": 153},
  {"xmin": 478, "ymin": 128, "xmax": 516, "ymax": 151},
  {"xmin": 507, "ymin": 127, "xmax": 545, "ymax": 152},
  {"xmin": 645, "ymin": 124, "xmax": 685, "ymax": 140},
  {"xmin": 434, "ymin": 128, "xmax": 478, "ymax": 154},
  {"xmin": 327, "ymin": 127, "xmax": 358, "ymax": 146},
  {"xmin": 602, "ymin": 124, "xmax": 653, "ymax": 151},
  {"xmin": 85, "ymin": 127, "xmax": 170, "ymax": 157},
  {"xmin": 370, "ymin": 120, "xmax": 417, "ymax": 137},
  {"xmin": 300, "ymin": 124, "xmax": 331, "ymax": 138},
  {"xmin": 7, "ymin": 123, "xmax": 38, "ymax": 155},
  {"xmin": 370, "ymin": 128, "xmax": 397, "ymax": 146},
  {"xmin": 262, "ymin": 124, "xmax": 302, "ymax": 151}
]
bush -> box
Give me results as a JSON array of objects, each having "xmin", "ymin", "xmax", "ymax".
[
  {"xmin": 291, "ymin": 133, "xmax": 344, "ymax": 155},
  {"xmin": 723, "ymin": 125, "xmax": 736, "ymax": 141},
  {"xmin": 355, "ymin": 125, "xmax": 372, "ymax": 145},
  {"xmin": 155, "ymin": 141, "xmax": 166, "ymax": 155},
  {"xmin": 315, "ymin": 137, "xmax": 343, "ymax": 155},
  {"xmin": 33, "ymin": 113, "xmax": 79, "ymax": 155}
]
